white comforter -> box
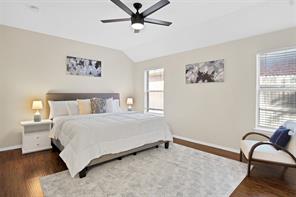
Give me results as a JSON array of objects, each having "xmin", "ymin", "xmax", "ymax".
[{"xmin": 50, "ymin": 112, "xmax": 173, "ymax": 177}]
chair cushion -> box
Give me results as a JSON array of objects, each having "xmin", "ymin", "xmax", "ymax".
[
  {"xmin": 270, "ymin": 126, "xmax": 291, "ymax": 149},
  {"xmin": 240, "ymin": 140, "xmax": 295, "ymax": 165}
]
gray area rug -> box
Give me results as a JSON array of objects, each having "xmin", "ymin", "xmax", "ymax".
[{"xmin": 40, "ymin": 143, "xmax": 247, "ymax": 197}]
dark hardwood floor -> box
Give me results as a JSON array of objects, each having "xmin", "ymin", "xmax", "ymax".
[
  {"xmin": 0, "ymin": 139, "xmax": 295, "ymax": 197},
  {"xmin": 0, "ymin": 148, "xmax": 66, "ymax": 197}
]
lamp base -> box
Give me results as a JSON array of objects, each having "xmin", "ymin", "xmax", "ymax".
[
  {"xmin": 34, "ymin": 114, "xmax": 41, "ymax": 122},
  {"xmin": 128, "ymin": 106, "xmax": 132, "ymax": 111}
]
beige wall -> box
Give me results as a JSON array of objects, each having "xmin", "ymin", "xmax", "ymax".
[
  {"xmin": 0, "ymin": 28, "xmax": 4, "ymax": 143},
  {"xmin": 1, "ymin": 25, "xmax": 296, "ymax": 150},
  {"xmin": 133, "ymin": 27, "xmax": 296, "ymax": 150},
  {"xmin": 0, "ymin": 25, "xmax": 134, "ymax": 148}
]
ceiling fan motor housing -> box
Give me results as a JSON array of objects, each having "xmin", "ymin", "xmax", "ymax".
[{"xmin": 131, "ymin": 13, "xmax": 144, "ymax": 25}]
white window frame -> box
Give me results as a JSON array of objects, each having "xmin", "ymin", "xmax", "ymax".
[
  {"xmin": 144, "ymin": 68, "xmax": 164, "ymax": 114},
  {"xmin": 255, "ymin": 46, "xmax": 296, "ymax": 132}
]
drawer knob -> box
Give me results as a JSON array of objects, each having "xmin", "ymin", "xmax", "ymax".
[
  {"xmin": 36, "ymin": 137, "xmax": 39, "ymax": 139},
  {"xmin": 36, "ymin": 143, "xmax": 40, "ymax": 146}
]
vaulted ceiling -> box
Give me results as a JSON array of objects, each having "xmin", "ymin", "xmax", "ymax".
[{"xmin": 1, "ymin": 0, "xmax": 296, "ymax": 62}]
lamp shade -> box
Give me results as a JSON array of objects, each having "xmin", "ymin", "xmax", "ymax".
[
  {"xmin": 126, "ymin": 98, "xmax": 133, "ymax": 105},
  {"xmin": 32, "ymin": 100, "xmax": 43, "ymax": 110}
]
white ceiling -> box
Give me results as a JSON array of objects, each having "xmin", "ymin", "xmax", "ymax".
[{"xmin": 1, "ymin": 0, "xmax": 296, "ymax": 62}]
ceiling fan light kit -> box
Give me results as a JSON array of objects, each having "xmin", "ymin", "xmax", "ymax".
[
  {"xmin": 101, "ymin": 0, "xmax": 172, "ymax": 33},
  {"xmin": 131, "ymin": 22, "xmax": 144, "ymax": 30}
]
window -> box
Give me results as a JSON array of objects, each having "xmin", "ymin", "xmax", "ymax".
[
  {"xmin": 257, "ymin": 48, "xmax": 296, "ymax": 129},
  {"xmin": 144, "ymin": 68, "xmax": 164, "ymax": 114}
]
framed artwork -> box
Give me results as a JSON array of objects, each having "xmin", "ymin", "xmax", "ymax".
[
  {"xmin": 185, "ymin": 59, "xmax": 224, "ymax": 83},
  {"xmin": 66, "ymin": 56, "xmax": 102, "ymax": 77}
]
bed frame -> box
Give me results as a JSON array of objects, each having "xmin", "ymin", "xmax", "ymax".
[{"xmin": 46, "ymin": 92, "xmax": 170, "ymax": 178}]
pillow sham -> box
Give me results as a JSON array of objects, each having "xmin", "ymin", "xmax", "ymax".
[
  {"xmin": 66, "ymin": 101, "xmax": 79, "ymax": 115},
  {"xmin": 48, "ymin": 101, "xmax": 69, "ymax": 119},
  {"xmin": 91, "ymin": 97, "xmax": 107, "ymax": 113},
  {"xmin": 77, "ymin": 99, "xmax": 91, "ymax": 115},
  {"xmin": 105, "ymin": 98, "xmax": 114, "ymax": 113},
  {"xmin": 113, "ymin": 99, "xmax": 123, "ymax": 112}
]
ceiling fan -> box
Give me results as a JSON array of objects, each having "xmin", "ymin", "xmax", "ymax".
[{"xmin": 101, "ymin": 0, "xmax": 172, "ymax": 33}]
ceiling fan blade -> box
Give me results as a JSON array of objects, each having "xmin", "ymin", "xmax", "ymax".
[
  {"xmin": 101, "ymin": 18, "xmax": 130, "ymax": 23},
  {"xmin": 110, "ymin": 0, "xmax": 134, "ymax": 16},
  {"xmin": 141, "ymin": 0, "xmax": 170, "ymax": 18},
  {"xmin": 144, "ymin": 18, "xmax": 172, "ymax": 26}
]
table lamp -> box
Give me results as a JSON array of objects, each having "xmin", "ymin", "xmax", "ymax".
[
  {"xmin": 32, "ymin": 100, "xmax": 43, "ymax": 122},
  {"xmin": 126, "ymin": 97, "xmax": 133, "ymax": 111}
]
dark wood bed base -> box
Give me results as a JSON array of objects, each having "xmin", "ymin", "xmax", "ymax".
[{"xmin": 52, "ymin": 139, "xmax": 170, "ymax": 178}]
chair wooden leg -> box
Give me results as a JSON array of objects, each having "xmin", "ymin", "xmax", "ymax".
[
  {"xmin": 280, "ymin": 166, "xmax": 289, "ymax": 178},
  {"xmin": 239, "ymin": 150, "xmax": 243, "ymax": 162},
  {"xmin": 247, "ymin": 159, "xmax": 252, "ymax": 177}
]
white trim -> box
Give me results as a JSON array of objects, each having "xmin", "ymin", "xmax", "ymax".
[
  {"xmin": 0, "ymin": 144, "xmax": 22, "ymax": 152},
  {"xmin": 22, "ymin": 146, "xmax": 52, "ymax": 154},
  {"xmin": 255, "ymin": 47, "xmax": 296, "ymax": 129},
  {"xmin": 256, "ymin": 45, "xmax": 296, "ymax": 55},
  {"xmin": 144, "ymin": 68, "xmax": 165, "ymax": 114},
  {"xmin": 255, "ymin": 54, "xmax": 260, "ymax": 129},
  {"xmin": 254, "ymin": 127, "xmax": 274, "ymax": 134},
  {"xmin": 173, "ymin": 135, "xmax": 240, "ymax": 153}
]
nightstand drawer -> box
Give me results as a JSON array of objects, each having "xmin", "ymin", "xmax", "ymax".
[
  {"xmin": 22, "ymin": 131, "xmax": 51, "ymax": 153},
  {"xmin": 23, "ymin": 124, "xmax": 51, "ymax": 133}
]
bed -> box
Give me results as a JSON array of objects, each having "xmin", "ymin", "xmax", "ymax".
[{"xmin": 46, "ymin": 93, "xmax": 173, "ymax": 178}]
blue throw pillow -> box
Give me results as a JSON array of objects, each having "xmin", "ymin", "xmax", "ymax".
[
  {"xmin": 270, "ymin": 126, "xmax": 284, "ymax": 144},
  {"xmin": 270, "ymin": 126, "xmax": 291, "ymax": 149}
]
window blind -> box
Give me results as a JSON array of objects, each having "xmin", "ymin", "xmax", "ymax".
[
  {"xmin": 144, "ymin": 69, "xmax": 164, "ymax": 114},
  {"xmin": 258, "ymin": 48, "xmax": 296, "ymax": 129}
]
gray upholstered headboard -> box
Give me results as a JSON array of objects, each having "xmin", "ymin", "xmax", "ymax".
[{"xmin": 45, "ymin": 93, "xmax": 120, "ymax": 117}]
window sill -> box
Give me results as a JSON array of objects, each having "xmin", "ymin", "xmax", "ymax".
[
  {"xmin": 253, "ymin": 127, "xmax": 275, "ymax": 134},
  {"xmin": 145, "ymin": 112, "xmax": 164, "ymax": 117}
]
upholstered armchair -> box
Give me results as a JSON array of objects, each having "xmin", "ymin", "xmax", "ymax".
[{"xmin": 240, "ymin": 121, "xmax": 296, "ymax": 176}]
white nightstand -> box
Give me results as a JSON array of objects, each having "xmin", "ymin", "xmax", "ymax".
[{"xmin": 21, "ymin": 120, "xmax": 52, "ymax": 154}]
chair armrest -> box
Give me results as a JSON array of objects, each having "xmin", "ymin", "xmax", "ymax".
[
  {"xmin": 248, "ymin": 142, "xmax": 296, "ymax": 163},
  {"xmin": 242, "ymin": 132, "xmax": 270, "ymax": 140}
]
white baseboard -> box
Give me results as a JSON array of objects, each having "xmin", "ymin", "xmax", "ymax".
[
  {"xmin": 0, "ymin": 137, "xmax": 239, "ymax": 154},
  {"xmin": 0, "ymin": 144, "xmax": 22, "ymax": 152},
  {"xmin": 173, "ymin": 135, "xmax": 240, "ymax": 154}
]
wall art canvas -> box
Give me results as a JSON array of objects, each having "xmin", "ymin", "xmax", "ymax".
[
  {"xmin": 185, "ymin": 59, "xmax": 224, "ymax": 84},
  {"xmin": 66, "ymin": 56, "xmax": 102, "ymax": 77}
]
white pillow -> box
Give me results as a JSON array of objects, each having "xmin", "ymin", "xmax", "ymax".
[
  {"xmin": 48, "ymin": 101, "xmax": 69, "ymax": 119},
  {"xmin": 283, "ymin": 121, "xmax": 296, "ymax": 157},
  {"xmin": 287, "ymin": 131, "xmax": 296, "ymax": 157},
  {"xmin": 66, "ymin": 101, "xmax": 79, "ymax": 115},
  {"xmin": 113, "ymin": 99, "xmax": 123, "ymax": 112},
  {"xmin": 105, "ymin": 98, "xmax": 114, "ymax": 113}
]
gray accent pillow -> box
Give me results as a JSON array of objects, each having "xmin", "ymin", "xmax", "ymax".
[{"xmin": 91, "ymin": 98, "xmax": 107, "ymax": 113}]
